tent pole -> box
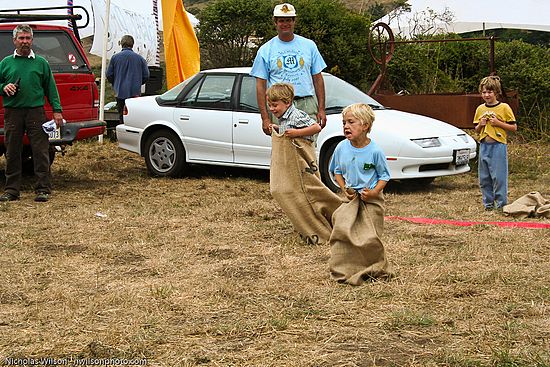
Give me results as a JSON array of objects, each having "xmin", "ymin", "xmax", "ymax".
[{"xmin": 98, "ymin": 0, "xmax": 111, "ymax": 144}]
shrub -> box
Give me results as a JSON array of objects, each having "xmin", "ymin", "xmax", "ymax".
[{"xmin": 382, "ymin": 37, "xmax": 549, "ymax": 140}]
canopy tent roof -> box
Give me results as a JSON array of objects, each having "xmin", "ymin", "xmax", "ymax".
[{"xmin": 375, "ymin": 0, "xmax": 550, "ymax": 39}]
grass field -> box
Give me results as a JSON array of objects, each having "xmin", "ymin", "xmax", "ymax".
[{"xmin": 0, "ymin": 139, "xmax": 549, "ymax": 367}]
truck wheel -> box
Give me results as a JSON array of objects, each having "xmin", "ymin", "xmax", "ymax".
[
  {"xmin": 144, "ymin": 129, "xmax": 187, "ymax": 177},
  {"xmin": 319, "ymin": 139, "xmax": 342, "ymax": 193}
]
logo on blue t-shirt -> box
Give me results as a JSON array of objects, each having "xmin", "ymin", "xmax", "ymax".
[
  {"xmin": 282, "ymin": 55, "xmax": 299, "ymax": 70},
  {"xmin": 364, "ymin": 163, "xmax": 375, "ymax": 170}
]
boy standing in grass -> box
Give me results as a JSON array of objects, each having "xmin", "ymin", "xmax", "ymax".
[
  {"xmin": 473, "ymin": 76, "xmax": 517, "ymax": 211},
  {"xmin": 268, "ymin": 82, "xmax": 340, "ymax": 245},
  {"xmin": 328, "ymin": 103, "xmax": 392, "ymax": 285},
  {"xmin": 266, "ymin": 82, "xmax": 321, "ymax": 140},
  {"xmin": 329, "ymin": 103, "xmax": 390, "ymax": 202}
]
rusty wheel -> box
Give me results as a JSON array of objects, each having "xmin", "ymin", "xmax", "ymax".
[{"xmin": 368, "ymin": 22, "xmax": 395, "ymax": 65}]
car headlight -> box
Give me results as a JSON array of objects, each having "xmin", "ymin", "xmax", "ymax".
[
  {"xmin": 411, "ymin": 137, "xmax": 441, "ymax": 148},
  {"xmin": 457, "ymin": 134, "xmax": 469, "ymax": 143}
]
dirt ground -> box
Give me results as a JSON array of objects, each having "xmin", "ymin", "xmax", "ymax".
[{"xmin": 0, "ymin": 139, "xmax": 549, "ymax": 366}]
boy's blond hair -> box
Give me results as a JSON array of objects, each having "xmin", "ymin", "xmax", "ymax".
[
  {"xmin": 478, "ymin": 75, "xmax": 502, "ymax": 97},
  {"xmin": 342, "ymin": 103, "xmax": 375, "ymax": 133},
  {"xmin": 266, "ymin": 83, "xmax": 294, "ymax": 105}
]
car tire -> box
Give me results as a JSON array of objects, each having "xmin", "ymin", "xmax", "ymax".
[
  {"xmin": 319, "ymin": 138, "xmax": 343, "ymax": 193},
  {"xmin": 144, "ymin": 129, "xmax": 187, "ymax": 177}
]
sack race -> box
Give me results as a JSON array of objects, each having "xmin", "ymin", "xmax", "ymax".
[
  {"xmin": 329, "ymin": 194, "xmax": 393, "ymax": 286},
  {"xmin": 503, "ymin": 191, "xmax": 550, "ymax": 219},
  {"xmin": 270, "ymin": 133, "xmax": 342, "ymax": 244}
]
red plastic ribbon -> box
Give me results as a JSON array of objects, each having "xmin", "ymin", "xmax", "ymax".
[{"xmin": 385, "ymin": 216, "xmax": 550, "ymax": 229}]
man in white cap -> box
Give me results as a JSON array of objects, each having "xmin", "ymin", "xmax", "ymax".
[{"xmin": 251, "ymin": 3, "xmax": 327, "ymax": 136}]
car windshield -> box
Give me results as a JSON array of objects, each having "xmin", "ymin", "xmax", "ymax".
[
  {"xmin": 157, "ymin": 73, "xmax": 199, "ymax": 102},
  {"xmin": 324, "ymin": 74, "xmax": 384, "ymax": 113}
]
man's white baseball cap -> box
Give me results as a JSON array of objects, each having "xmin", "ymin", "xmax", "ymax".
[{"xmin": 273, "ymin": 3, "xmax": 296, "ymax": 17}]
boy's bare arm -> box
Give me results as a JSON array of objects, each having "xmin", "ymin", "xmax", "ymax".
[
  {"xmin": 474, "ymin": 118, "xmax": 485, "ymax": 133},
  {"xmin": 335, "ymin": 174, "xmax": 355, "ymax": 200},
  {"xmin": 488, "ymin": 115, "xmax": 517, "ymax": 132},
  {"xmin": 361, "ymin": 180, "xmax": 388, "ymax": 201},
  {"xmin": 284, "ymin": 123, "xmax": 321, "ymax": 138}
]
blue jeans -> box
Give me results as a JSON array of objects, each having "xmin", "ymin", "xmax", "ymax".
[{"xmin": 478, "ymin": 141, "xmax": 508, "ymax": 209}]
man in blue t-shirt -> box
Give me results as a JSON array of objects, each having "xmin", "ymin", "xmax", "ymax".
[
  {"xmin": 250, "ymin": 3, "xmax": 327, "ymax": 136},
  {"xmin": 107, "ymin": 35, "xmax": 149, "ymax": 125}
]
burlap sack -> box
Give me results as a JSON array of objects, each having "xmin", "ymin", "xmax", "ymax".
[
  {"xmin": 270, "ymin": 133, "xmax": 342, "ymax": 244},
  {"xmin": 503, "ymin": 192, "xmax": 550, "ymax": 218},
  {"xmin": 329, "ymin": 194, "xmax": 393, "ymax": 286}
]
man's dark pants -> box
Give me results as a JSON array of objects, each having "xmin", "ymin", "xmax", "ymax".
[
  {"xmin": 116, "ymin": 98, "xmax": 126, "ymax": 124},
  {"xmin": 4, "ymin": 107, "xmax": 52, "ymax": 196}
]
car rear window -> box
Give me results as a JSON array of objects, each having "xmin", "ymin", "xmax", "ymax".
[{"xmin": 0, "ymin": 30, "xmax": 90, "ymax": 73}]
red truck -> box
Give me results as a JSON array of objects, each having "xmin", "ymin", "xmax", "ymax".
[{"xmin": 0, "ymin": 6, "xmax": 105, "ymax": 169}]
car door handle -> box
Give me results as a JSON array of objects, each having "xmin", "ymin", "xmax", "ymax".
[
  {"xmin": 179, "ymin": 115, "xmax": 190, "ymax": 121},
  {"xmin": 238, "ymin": 119, "xmax": 249, "ymax": 124}
]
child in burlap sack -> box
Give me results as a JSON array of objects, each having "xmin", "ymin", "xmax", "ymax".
[
  {"xmin": 328, "ymin": 103, "xmax": 393, "ymax": 285},
  {"xmin": 267, "ymin": 83, "xmax": 342, "ymax": 244}
]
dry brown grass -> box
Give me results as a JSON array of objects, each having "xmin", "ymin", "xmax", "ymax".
[{"xmin": 1, "ymin": 139, "xmax": 549, "ymax": 367}]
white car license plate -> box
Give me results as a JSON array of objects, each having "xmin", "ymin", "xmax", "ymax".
[
  {"xmin": 48, "ymin": 127, "xmax": 61, "ymax": 141},
  {"xmin": 453, "ymin": 149, "xmax": 469, "ymax": 166}
]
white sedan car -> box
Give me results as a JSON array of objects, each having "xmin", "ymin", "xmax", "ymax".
[{"xmin": 116, "ymin": 67, "xmax": 477, "ymax": 191}]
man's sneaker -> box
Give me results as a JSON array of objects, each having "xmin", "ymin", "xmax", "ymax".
[
  {"xmin": 0, "ymin": 192, "xmax": 19, "ymax": 202},
  {"xmin": 34, "ymin": 192, "xmax": 49, "ymax": 202}
]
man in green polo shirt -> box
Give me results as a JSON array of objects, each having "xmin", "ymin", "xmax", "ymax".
[{"xmin": 0, "ymin": 24, "xmax": 64, "ymax": 203}]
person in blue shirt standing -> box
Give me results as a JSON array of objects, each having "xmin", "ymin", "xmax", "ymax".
[
  {"xmin": 328, "ymin": 103, "xmax": 393, "ymax": 285},
  {"xmin": 107, "ymin": 35, "xmax": 149, "ymax": 125},
  {"xmin": 250, "ymin": 3, "xmax": 327, "ymax": 137}
]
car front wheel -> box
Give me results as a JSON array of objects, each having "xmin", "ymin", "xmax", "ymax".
[
  {"xmin": 319, "ymin": 139, "xmax": 342, "ymax": 193},
  {"xmin": 144, "ymin": 129, "xmax": 187, "ymax": 177}
]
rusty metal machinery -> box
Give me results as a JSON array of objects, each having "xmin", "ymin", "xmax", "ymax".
[{"xmin": 366, "ymin": 22, "xmax": 517, "ymax": 129}]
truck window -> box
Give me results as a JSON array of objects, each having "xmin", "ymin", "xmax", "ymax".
[{"xmin": 0, "ymin": 30, "xmax": 89, "ymax": 73}]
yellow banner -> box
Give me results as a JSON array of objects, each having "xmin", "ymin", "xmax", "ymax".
[{"xmin": 161, "ymin": 0, "xmax": 200, "ymax": 89}]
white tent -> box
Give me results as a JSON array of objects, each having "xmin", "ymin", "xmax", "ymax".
[
  {"xmin": 2, "ymin": 0, "xmax": 199, "ymax": 64},
  {"xmin": 375, "ymin": 0, "xmax": 550, "ymax": 39}
]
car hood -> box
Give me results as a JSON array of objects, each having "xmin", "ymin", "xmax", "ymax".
[{"xmin": 372, "ymin": 109, "xmax": 467, "ymax": 138}]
